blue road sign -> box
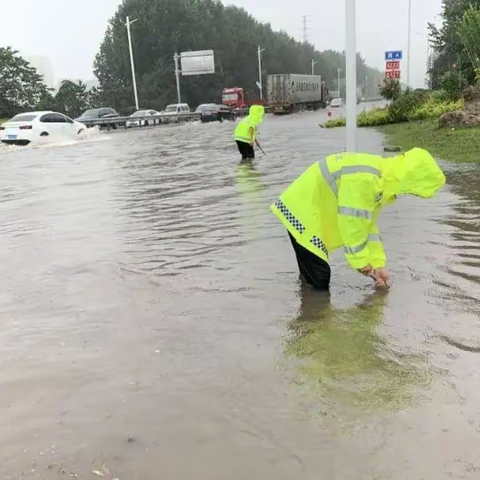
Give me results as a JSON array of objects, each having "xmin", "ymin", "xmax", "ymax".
[{"xmin": 385, "ymin": 51, "xmax": 403, "ymax": 61}]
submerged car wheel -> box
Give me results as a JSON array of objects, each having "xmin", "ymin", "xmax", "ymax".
[{"xmin": 40, "ymin": 132, "xmax": 49, "ymax": 137}]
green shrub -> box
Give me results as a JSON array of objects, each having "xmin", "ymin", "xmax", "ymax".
[
  {"xmin": 324, "ymin": 117, "xmax": 346, "ymax": 128},
  {"xmin": 440, "ymin": 70, "xmax": 467, "ymax": 101},
  {"xmin": 407, "ymin": 98, "xmax": 462, "ymax": 121},
  {"xmin": 322, "ymin": 92, "xmax": 462, "ymax": 129},
  {"xmin": 430, "ymin": 89, "xmax": 450, "ymax": 102},
  {"xmin": 358, "ymin": 108, "xmax": 391, "ymax": 126},
  {"xmin": 388, "ymin": 88, "xmax": 429, "ymax": 123},
  {"xmin": 379, "ymin": 79, "xmax": 402, "ymax": 100}
]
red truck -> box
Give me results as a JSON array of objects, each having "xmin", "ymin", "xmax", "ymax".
[{"xmin": 222, "ymin": 87, "xmax": 267, "ymax": 110}]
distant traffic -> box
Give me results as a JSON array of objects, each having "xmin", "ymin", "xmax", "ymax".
[{"xmin": 1, "ymin": 72, "xmax": 348, "ymax": 146}]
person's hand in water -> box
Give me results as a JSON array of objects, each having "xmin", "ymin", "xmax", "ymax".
[
  {"xmin": 358, "ymin": 265, "xmax": 390, "ymax": 288},
  {"xmin": 374, "ymin": 268, "xmax": 390, "ymax": 289},
  {"xmin": 358, "ymin": 264, "xmax": 375, "ymax": 277}
]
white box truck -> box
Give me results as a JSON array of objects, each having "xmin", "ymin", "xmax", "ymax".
[{"xmin": 267, "ymin": 74, "xmax": 327, "ymax": 114}]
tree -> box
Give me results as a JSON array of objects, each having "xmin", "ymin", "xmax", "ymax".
[
  {"xmin": 0, "ymin": 47, "xmax": 49, "ymax": 118},
  {"xmin": 94, "ymin": 0, "xmax": 381, "ymax": 112},
  {"xmin": 428, "ymin": 0, "xmax": 480, "ymax": 87},
  {"xmin": 54, "ymin": 80, "xmax": 89, "ymax": 118},
  {"xmin": 379, "ymin": 79, "xmax": 401, "ymax": 101},
  {"xmin": 440, "ymin": 69, "xmax": 467, "ymax": 100},
  {"xmin": 458, "ymin": 5, "xmax": 480, "ymax": 81}
]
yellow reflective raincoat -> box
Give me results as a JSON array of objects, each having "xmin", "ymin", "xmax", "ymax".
[
  {"xmin": 271, "ymin": 148, "xmax": 446, "ymax": 270},
  {"xmin": 234, "ymin": 105, "xmax": 265, "ymax": 144}
]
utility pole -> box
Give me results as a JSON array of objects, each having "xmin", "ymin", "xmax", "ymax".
[
  {"xmin": 311, "ymin": 59, "xmax": 318, "ymax": 76},
  {"xmin": 257, "ymin": 45, "xmax": 265, "ymax": 100},
  {"xmin": 365, "ymin": 75, "xmax": 368, "ymax": 97},
  {"xmin": 174, "ymin": 53, "xmax": 182, "ymax": 104},
  {"xmin": 126, "ymin": 16, "xmax": 139, "ymax": 110},
  {"xmin": 407, "ymin": 0, "xmax": 412, "ymax": 87},
  {"xmin": 345, "ymin": 0, "xmax": 357, "ymax": 152},
  {"xmin": 338, "ymin": 68, "xmax": 342, "ymax": 96}
]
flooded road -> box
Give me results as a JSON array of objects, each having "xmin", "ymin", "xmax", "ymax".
[{"xmin": 1, "ymin": 113, "xmax": 480, "ymax": 479}]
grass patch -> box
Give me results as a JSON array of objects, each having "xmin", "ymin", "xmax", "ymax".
[{"xmin": 379, "ymin": 119, "xmax": 480, "ymax": 162}]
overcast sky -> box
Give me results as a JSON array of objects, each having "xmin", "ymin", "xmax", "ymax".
[{"xmin": 0, "ymin": 0, "xmax": 443, "ymax": 88}]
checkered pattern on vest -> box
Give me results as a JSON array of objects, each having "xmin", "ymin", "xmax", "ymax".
[
  {"xmin": 275, "ymin": 199, "xmax": 305, "ymax": 234},
  {"xmin": 310, "ymin": 236, "xmax": 329, "ymax": 257}
]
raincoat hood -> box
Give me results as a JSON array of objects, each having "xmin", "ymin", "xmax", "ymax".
[
  {"xmin": 249, "ymin": 105, "xmax": 265, "ymax": 125},
  {"xmin": 382, "ymin": 148, "xmax": 446, "ymax": 201}
]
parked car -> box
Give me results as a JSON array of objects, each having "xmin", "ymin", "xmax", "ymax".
[
  {"xmin": 75, "ymin": 107, "xmax": 121, "ymax": 128},
  {"xmin": 330, "ymin": 98, "xmax": 344, "ymax": 108},
  {"xmin": 196, "ymin": 104, "xmax": 235, "ymax": 123},
  {"xmin": 0, "ymin": 111, "xmax": 86, "ymax": 146},
  {"xmin": 126, "ymin": 109, "xmax": 159, "ymax": 127}
]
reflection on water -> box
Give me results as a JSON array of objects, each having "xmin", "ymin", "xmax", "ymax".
[{"xmin": 286, "ymin": 288, "xmax": 429, "ymax": 410}]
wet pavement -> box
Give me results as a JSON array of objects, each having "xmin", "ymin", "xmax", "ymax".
[{"xmin": 0, "ymin": 111, "xmax": 480, "ymax": 479}]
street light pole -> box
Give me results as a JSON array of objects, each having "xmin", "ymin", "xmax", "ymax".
[
  {"xmin": 174, "ymin": 53, "xmax": 182, "ymax": 104},
  {"xmin": 407, "ymin": 0, "xmax": 412, "ymax": 87},
  {"xmin": 126, "ymin": 16, "xmax": 139, "ymax": 110},
  {"xmin": 338, "ymin": 68, "xmax": 342, "ymax": 96},
  {"xmin": 345, "ymin": 0, "xmax": 357, "ymax": 152},
  {"xmin": 311, "ymin": 59, "xmax": 318, "ymax": 76},
  {"xmin": 257, "ymin": 45, "xmax": 265, "ymax": 100}
]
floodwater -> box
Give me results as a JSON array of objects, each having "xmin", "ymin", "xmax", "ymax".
[{"xmin": 0, "ymin": 112, "xmax": 480, "ymax": 479}]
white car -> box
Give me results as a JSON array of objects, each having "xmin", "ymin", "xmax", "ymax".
[
  {"xmin": 0, "ymin": 111, "xmax": 86, "ymax": 146},
  {"xmin": 161, "ymin": 103, "xmax": 191, "ymax": 116},
  {"xmin": 330, "ymin": 98, "xmax": 344, "ymax": 108},
  {"xmin": 126, "ymin": 109, "xmax": 159, "ymax": 128}
]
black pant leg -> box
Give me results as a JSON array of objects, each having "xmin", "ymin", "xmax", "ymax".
[
  {"xmin": 236, "ymin": 141, "xmax": 255, "ymax": 160},
  {"xmin": 288, "ymin": 232, "xmax": 331, "ymax": 290},
  {"xmin": 246, "ymin": 143, "xmax": 255, "ymax": 159}
]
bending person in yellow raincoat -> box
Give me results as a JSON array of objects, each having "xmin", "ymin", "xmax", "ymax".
[
  {"xmin": 271, "ymin": 148, "xmax": 446, "ymax": 290},
  {"xmin": 234, "ymin": 105, "xmax": 265, "ymax": 160}
]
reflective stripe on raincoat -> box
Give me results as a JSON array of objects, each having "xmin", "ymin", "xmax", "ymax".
[
  {"xmin": 271, "ymin": 148, "xmax": 446, "ymax": 269},
  {"xmin": 234, "ymin": 105, "xmax": 265, "ymax": 144}
]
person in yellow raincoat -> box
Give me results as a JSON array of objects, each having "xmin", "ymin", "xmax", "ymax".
[
  {"xmin": 271, "ymin": 148, "xmax": 446, "ymax": 290},
  {"xmin": 234, "ymin": 105, "xmax": 265, "ymax": 160}
]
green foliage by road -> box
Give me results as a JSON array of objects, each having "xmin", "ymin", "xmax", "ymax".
[
  {"xmin": 37, "ymin": 80, "xmax": 101, "ymax": 119},
  {"xmin": 324, "ymin": 90, "xmax": 462, "ymax": 129},
  {"xmin": 0, "ymin": 47, "xmax": 101, "ymax": 120},
  {"xmin": 0, "ymin": 47, "xmax": 50, "ymax": 118},
  {"xmin": 429, "ymin": 1, "xmax": 480, "ymax": 88},
  {"xmin": 379, "ymin": 79, "xmax": 401, "ymax": 101},
  {"xmin": 380, "ymin": 120, "xmax": 480, "ymax": 163},
  {"xmin": 94, "ymin": 0, "xmax": 381, "ymax": 111}
]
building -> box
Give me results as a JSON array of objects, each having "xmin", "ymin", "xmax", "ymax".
[{"xmin": 25, "ymin": 54, "xmax": 55, "ymax": 88}]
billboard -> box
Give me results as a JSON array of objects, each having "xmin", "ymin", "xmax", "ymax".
[{"xmin": 180, "ymin": 50, "xmax": 215, "ymax": 76}]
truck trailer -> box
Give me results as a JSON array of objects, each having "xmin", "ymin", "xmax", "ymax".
[{"xmin": 267, "ymin": 74, "xmax": 327, "ymax": 114}]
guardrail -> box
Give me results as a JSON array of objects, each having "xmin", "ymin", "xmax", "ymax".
[
  {"xmin": 79, "ymin": 112, "xmax": 203, "ymax": 130},
  {"xmin": 79, "ymin": 107, "xmax": 267, "ymax": 130}
]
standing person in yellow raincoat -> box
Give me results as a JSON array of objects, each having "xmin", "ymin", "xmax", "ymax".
[
  {"xmin": 234, "ymin": 105, "xmax": 265, "ymax": 160},
  {"xmin": 271, "ymin": 148, "xmax": 446, "ymax": 290}
]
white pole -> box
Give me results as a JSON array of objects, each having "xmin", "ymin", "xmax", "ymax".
[
  {"xmin": 345, "ymin": 0, "xmax": 357, "ymax": 152},
  {"xmin": 126, "ymin": 16, "xmax": 139, "ymax": 110},
  {"xmin": 338, "ymin": 68, "xmax": 341, "ymax": 96},
  {"xmin": 407, "ymin": 0, "xmax": 412, "ymax": 87},
  {"xmin": 258, "ymin": 45, "xmax": 263, "ymax": 100},
  {"xmin": 174, "ymin": 53, "xmax": 182, "ymax": 104}
]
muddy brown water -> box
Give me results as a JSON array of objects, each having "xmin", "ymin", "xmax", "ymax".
[{"xmin": 0, "ymin": 112, "xmax": 480, "ymax": 479}]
